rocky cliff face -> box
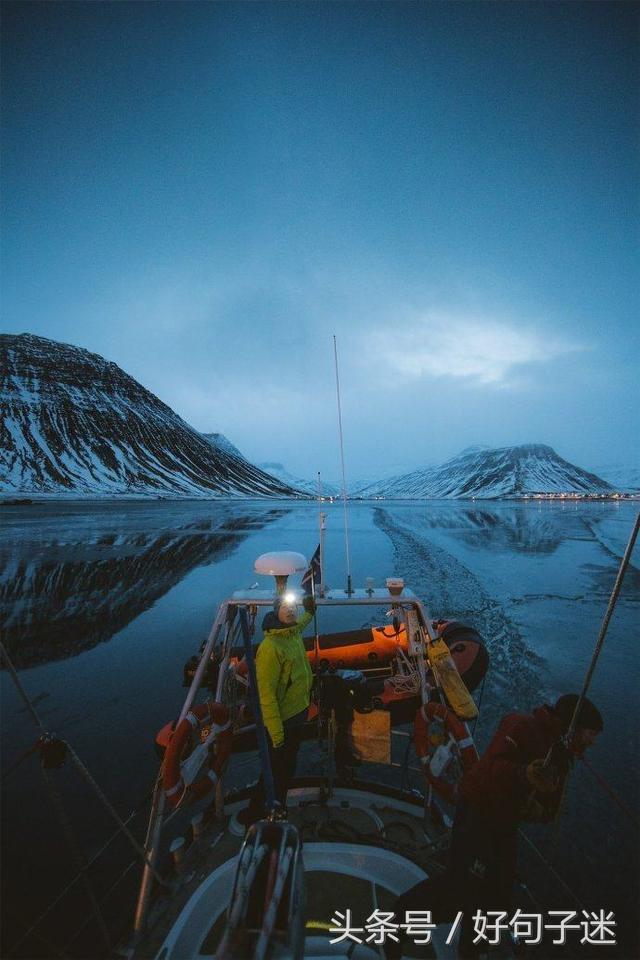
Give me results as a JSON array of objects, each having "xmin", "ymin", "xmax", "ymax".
[
  {"xmin": 0, "ymin": 334, "xmax": 301, "ymax": 497},
  {"xmin": 355, "ymin": 444, "xmax": 613, "ymax": 499}
]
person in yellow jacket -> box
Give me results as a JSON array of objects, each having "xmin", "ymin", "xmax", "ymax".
[{"xmin": 233, "ymin": 593, "xmax": 315, "ymax": 831}]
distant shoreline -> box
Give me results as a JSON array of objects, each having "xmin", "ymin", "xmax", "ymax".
[{"xmin": 1, "ymin": 493, "xmax": 637, "ymax": 506}]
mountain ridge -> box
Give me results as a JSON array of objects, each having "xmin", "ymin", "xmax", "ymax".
[
  {"xmin": 258, "ymin": 462, "xmax": 341, "ymax": 497},
  {"xmin": 0, "ymin": 334, "xmax": 302, "ymax": 498},
  {"xmin": 354, "ymin": 443, "xmax": 614, "ymax": 499}
]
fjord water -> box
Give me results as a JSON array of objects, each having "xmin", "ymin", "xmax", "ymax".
[{"xmin": 1, "ymin": 499, "xmax": 638, "ymax": 958}]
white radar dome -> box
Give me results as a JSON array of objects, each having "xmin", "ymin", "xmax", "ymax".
[{"xmin": 254, "ymin": 551, "xmax": 308, "ymax": 576}]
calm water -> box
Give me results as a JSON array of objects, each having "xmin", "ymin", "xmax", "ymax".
[{"xmin": 1, "ymin": 499, "xmax": 638, "ymax": 958}]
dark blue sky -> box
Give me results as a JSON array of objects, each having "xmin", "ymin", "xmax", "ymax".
[{"xmin": 2, "ymin": 2, "xmax": 638, "ymax": 479}]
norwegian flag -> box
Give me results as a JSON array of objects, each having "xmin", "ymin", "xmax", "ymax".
[{"xmin": 301, "ymin": 544, "xmax": 321, "ymax": 596}]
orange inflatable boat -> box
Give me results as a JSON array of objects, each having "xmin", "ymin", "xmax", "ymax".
[{"xmin": 157, "ymin": 620, "xmax": 488, "ymax": 756}]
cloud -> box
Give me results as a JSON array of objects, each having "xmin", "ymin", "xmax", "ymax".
[{"xmin": 367, "ymin": 314, "xmax": 585, "ymax": 386}]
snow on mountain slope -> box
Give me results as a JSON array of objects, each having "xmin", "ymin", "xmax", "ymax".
[
  {"xmin": 202, "ymin": 433, "xmax": 247, "ymax": 461},
  {"xmin": 258, "ymin": 462, "xmax": 341, "ymax": 497},
  {"xmin": 589, "ymin": 464, "xmax": 640, "ymax": 493},
  {"xmin": 355, "ymin": 444, "xmax": 613, "ymax": 499},
  {"xmin": 0, "ymin": 334, "xmax": 301, "ymax": 497}
]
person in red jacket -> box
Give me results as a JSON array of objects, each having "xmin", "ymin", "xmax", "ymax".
[{"xmin": 386, "ymin": 694, "xmax": 603, "ymax": 960}]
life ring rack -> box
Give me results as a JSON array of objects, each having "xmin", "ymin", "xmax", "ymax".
[
  {"xmin": 414, "ymin": 701, "xmax": 478, "ymax": 803},
  {"xmin": 163, "ymin": 700, "xmax": 233, "ymax": 809}
]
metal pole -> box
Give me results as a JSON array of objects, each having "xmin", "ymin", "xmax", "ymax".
[
  {"xmin": 134, "ymin": 603, "xmax": 227, "ymax": 938},
  {"xmin": 319, "ymin": 512, "xmax": 326, "ymax": 599},
  {"xmin": 311, "ymin": 566, "xmax": 321, "ymax": 676},
  {"xmin": 317, "ymin": 471, "xmax": 326, "ymax": 598},
  {"xmin": 333, "ymin": 335, "xmax": 352, "ymax": 594},
  {"xmin": 238, "ymin": 607, "xmax": 277, "ymax": 812},
  {"xmin": 133, "ymin": 783, "xmax": 165, "ymax": 942},
  {"xmin": 565, "ymin": 510, "xmax": 639, "ymax": 746}
]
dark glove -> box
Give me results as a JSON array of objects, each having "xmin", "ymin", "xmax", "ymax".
[
  {"xmin": 525, "ymin": 759, "xmax": 559, "ymax": 794},
  {"xmin": 303, "ymin": 595, "xmax": 316, "ymax": 615}
]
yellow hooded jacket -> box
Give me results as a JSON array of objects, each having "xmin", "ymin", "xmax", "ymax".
[{"xmin": 256, "ymin": 611, "xmax": 313, "ymax": 748}]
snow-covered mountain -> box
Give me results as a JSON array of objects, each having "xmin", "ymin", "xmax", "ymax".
[
  {"xmin": 202, "ymin": 432, "xmax": 246, "ymax": 461},
  {"xmin": 354, "ymin": 444, "xmax": 613, "ymax": 499},
  {"xmin": 258, "ymin": 462, "xmax": 341, "ymax": 497},
  {"xmin": 0, "ymin": 334, "xmax": 302, "ymax": 498},
  {"xmin": 589, "ymin": 464, "xmax": 640, "ymax": 493}
]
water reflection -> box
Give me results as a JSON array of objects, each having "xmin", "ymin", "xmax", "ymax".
[
  {"xmin": 419, "ymin": 503, "xmax": 570, "ymax": 553},
  {"xmin": 0, "ymin": 506, "xmax": 287, "ymax": 668}
]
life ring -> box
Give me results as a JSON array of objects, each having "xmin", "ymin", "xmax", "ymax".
[
  {"xmin": 414, "ymin": 701, "xmax": 478, "ymax": 803},
  {"xmin": 163, "ymin": 701, "xmax": 233, "ymax": 809}
]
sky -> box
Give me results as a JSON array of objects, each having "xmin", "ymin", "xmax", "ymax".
[{"xmin": 2, "ymin": 1, "xmax": 638, "ymax": 481}]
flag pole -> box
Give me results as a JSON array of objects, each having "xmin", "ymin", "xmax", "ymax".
[
  {"xmin": 333, "ymin": 335, "xmax": 352, "ymax": 595},
  {"xmin": 311, "ymin": 567, "xmax": 320, "ymax": 676},
  {"xmin": 317, "ymin": 471, "xmax": 326, "ymax": 598}
]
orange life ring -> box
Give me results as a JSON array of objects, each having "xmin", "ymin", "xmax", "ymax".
[
  {"xmin": 414, "ymin": 701, "xmax": 478, "ymax": 803},
  {"xmin": 163, "ymin": 701, "xmax": 233, "ymax": 809}
]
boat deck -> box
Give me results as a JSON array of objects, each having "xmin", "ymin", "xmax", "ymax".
[{"xmin": 132, "ymin": 776, "xmax": 450, "ymax": 960}]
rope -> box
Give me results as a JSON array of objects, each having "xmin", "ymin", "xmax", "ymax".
[
  {"xmin": 390, "ymin": 647, "xmax": 421, "ymax": 694},
  {"xmin": 579, "ymin": 755, "xmax": 640, "ymax": 829},
  {"xmin": 305, "ymin": 812, "xmax": 448, "ymax": 877}
]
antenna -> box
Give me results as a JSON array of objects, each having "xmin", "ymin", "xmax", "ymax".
[{"xmin": 333, "ymin": 335, "xmax": 352, "ymax": 594}]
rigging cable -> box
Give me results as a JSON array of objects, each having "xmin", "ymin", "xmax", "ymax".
[
  {"xmin": 517, "ymin": 828, "xmax": 587, "ymax": 912},
  {"xmin": 10, "ymin": 804, "xmax": 144, "ymax": 956},
  {"xmin": 1, "ymin": 641, "xmax": 110, "ymax": 954},
  {"xmin": 579, "ymin": 755, "xmax": 639, "ymax": 829},
  {"xmin": 1, "ymin": 639, "xmax": 165, "ymax": 957}
]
